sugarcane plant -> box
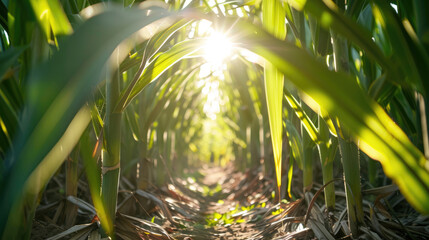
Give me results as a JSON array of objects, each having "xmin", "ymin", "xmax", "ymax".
[{"xmin": 1, "ymin": 0, "xmax": 429, "ymax": 239}]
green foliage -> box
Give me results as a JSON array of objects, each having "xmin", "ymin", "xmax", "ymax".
[
  {"xmin": 262, "ymin": 0, "xmax": 286, "ymax": 197},
  {"xmin": 1, "ymin": 0, "xmax": 429, "ymax": 238},
  {"xmin": 205, "ymin": 203, "xmax": 267, "ymax": 226},
  {"xmin": 0, "ymin": 3, "xmax": 178, "ymax": 237},
  {"xmin": 214, "ymin": 16, "xmax": 429, "ymax": 214}
]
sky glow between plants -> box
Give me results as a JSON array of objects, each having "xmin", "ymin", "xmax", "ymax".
[{"xmin": 198, "ymin": 24, "xmax": 234, "ymax": 120}]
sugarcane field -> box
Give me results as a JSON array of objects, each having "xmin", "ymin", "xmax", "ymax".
[{"xmin": 1, "ymin": 0, "xmax": 429, "ymax": 239}]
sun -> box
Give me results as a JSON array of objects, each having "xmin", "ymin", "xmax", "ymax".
[{"xmin": 203, "ymin": 31, "xmax": 233, "ymax": 67}]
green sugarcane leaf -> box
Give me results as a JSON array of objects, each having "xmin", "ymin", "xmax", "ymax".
[
  {"xmin": 0, "ymin": 84, "xmax": 21, "ymax": 154},
  {"xmin": 125, "ymin": 104, "xmax": 142, "ymax": 141},
  {"xmin": 0, "ymin": 6, "xmax": 177, "ymax": 234},
  {"xmin": 117, "ymin": 39, "xmax": 204, "ymax": 111},
  {"xmin": 371, "ymin": 0, "xmax": 429, "ymax": 95},
  {"xmin": 120, "ymin": 51, "xmax": 143, "ymax": 73},
  {"xmin": 308, "ymin": 15, "xmax": 332, "ymax": 56},
  {"xmin": 285, "ymin": 119, "xmax": 303, "ymax": 170},
  {"xmin": 287, "ymin": 153, "xmax": 294, "ymax": 198},
  {"xmin": 29, "ymin": 0, "xmax": 73, "ymax": 41},
  {"xmin": 222, "ymin": 17, "xmax": 429, "ymax": 213},
  {"xmin": 229, "ymin": 59, "xmax": 258, "ymax": 122},
  {"xmin": 79, "ymin": 129, "xmax": 112, "ymax": 235},
  {"xmin": 0, "ymin": 47, "xmax": 25, "ymax": 83},
  {"xmin": 346, "ymin": 0, "xmax": 369, "ymax": 20},
  {"xmin": 146, "ymin": 18, "xmax": 193, "ymax": 61},
  {"xmin": 289, "ymin": 0, "xmax": 402, "ymax": 86},
  {"xmin": 284, "ymin": 90, "xmax": 320, "ymax": 144},
  {"xmin": 0, "ymin": 1, "xmax": 7, "ymax": 31},
  {"xmin": 0, "ymin": 48, "xmax": 25, "ymax": 153},
  {"xmin": 262, "ymin": 0, "xmax": 286, "ymax": 195}
]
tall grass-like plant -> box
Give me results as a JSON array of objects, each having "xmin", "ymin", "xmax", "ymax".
[
  {"xmin": 100, "ymin": 54, "xmax": 122, "ymax": 235},
  {"xmin": 330, "ymin": 1, "xmax": 364, "ymax": 234},
  {"xmin": 317, "ymin": 116, "xmax": 337, "ymax": 211},
  {"xmin": 0, "ymin": 3, "xmax": 183, "ymax": 237},
  {"xmin": 262, "ymin": 0, "xmax": 286, "ymax": 200},
  {"xmin": 2, "ymin": 1, "xmax": 429, "ymax": 239},
  {"xmin": 219, "ymin": 15, "xmax": 429, "ymax": 213},
  {"xmin": 301, "ymin": 108, "xmax": 315, "ymax": 192}
]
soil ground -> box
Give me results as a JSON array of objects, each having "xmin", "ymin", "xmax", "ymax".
[{"xmin": 32, "ymin": 164, "xmax": 429, "ymax": 240}]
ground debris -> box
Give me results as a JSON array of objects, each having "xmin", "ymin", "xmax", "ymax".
[{"xmin": 33, "ymin": 164, "xmax": 429, "ymax": 240}]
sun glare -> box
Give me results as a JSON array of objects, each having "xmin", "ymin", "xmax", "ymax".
[
  {"xmin": 195, "ymin": 22, "xmax": 234, "ymax": 121},
  {"xmin": 202, "ymin": 81, "xmax": 221, "ymax": 120},
  {"xmin": 203, "ymin": 31, "xmax": 233, "ymax": 67}
]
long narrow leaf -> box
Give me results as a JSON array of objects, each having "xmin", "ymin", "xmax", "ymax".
[
  {"xmin": 262, "ymin": 0, "xmax": 286, "ymax": 198},
  {"xmin": 29, "ymin": 0, "xmax": 73, "ymax": 41},
  {"xmin": 116, "ymin": 39, "xmax": 204, "ymax": 111},
  {"xmin": 0, "ymin": 6, "xmax": 177, "ymax": 234},
  {"xmin": 222, "ymin": 17, "xmax": 429, "ymax": 213},
  {"xmin": 289, "ymin": 0, "xmax": 403, "ymax": 85},
  {"xmin": 284, "ymin": 90, "xmax": 320, "ymax": 143},
  {"xmin": 0, "ymin": 47, "xmax": 25, "ymax": 82}
]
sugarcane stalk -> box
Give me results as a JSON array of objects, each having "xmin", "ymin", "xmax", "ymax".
[
  {"xmin": 302, "ymin": 126, "xmax": 314, "ymax": 192},
  {"xmin": 155, "ymin": 128, "xmax": 166, "ymax": 186},
  {"xmin": 250, "ymin": 120, "xmax": 261, "ymax": 168},
  {"xmin": 336, "ymin": 134, "xmax": 364, "ymax": 236},
  {"xmin": 331, "ymin": 4, "xmax": 364, "ymax": 232},
  {"xmin": 321, "ymin": 158, "xmax": 335, "ymax": 210},
  {"xmin": 64, "ymin": 152, "xmax": 79, "ymax": 227},
  {"xmin": 318, "ymin": 144, "xmax": 335, "ymax": 211},
  {"xmin": 318, "ymin": 116, "xmax": 337, "ymax": 211},
  {"xmin": 137, "ymin": 127, "xmax": 150, "ymax": 190},
  {"xmin": 100, "ymin": 51, "xmax": 122, "ymax": 237}
]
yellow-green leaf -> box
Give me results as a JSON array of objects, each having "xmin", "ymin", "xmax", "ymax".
[
  {"xmin": 29, "ymin": 0, "xmax": 73, "ymax": 42},
  {"xmin": 262, "ymin": 0, "xmax": 286, "ymax": 197}
]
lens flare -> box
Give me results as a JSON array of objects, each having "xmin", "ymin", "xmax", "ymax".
[{"xmin": 203, "ymin": 31, "xmax": 233, "ymax": 67}]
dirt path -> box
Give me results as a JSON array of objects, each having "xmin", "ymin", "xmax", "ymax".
[
  {"xmin": 32, "ymin": 164, "xmax": 312, "ymax": 240},
  {"xmin": 149, "ymin": 164, "xmax": 309, "ymax": 240},
  {"xmin": 33, "ymin": 164, "xmax": 429, "ymax": 240}
]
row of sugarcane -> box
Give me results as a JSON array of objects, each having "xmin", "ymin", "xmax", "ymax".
[{"xmin": 1, "ymin": 0, "xmax": 429, "ymax": 239}]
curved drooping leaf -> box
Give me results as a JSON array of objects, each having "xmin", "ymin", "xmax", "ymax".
[
  {"xmin": 115, "ymin": 18, "xmax": 193, "ymax": 109},
  {"xmin": 222, "ymin": 17, "xmax": 429, "ymax": 213},
  {"xmin": 284, "ymin": 90, "xmax": 320, "ymax": 144},
  {"xmin": 288, "ymin": 0, "xmax": 403, "ymax": 86},
  {"xmin": 146, "ymin": 18, "xmax": 193, "ymax": 61},
  {"xmin": 143, "ymin": 67, "xmax": 199, "ymax": 131},
  {"xmin": 370, "ymin": 0, "xmax": 429, "ymax": 95},
  {"xmin": 116, "ymin": 39, "xmax": 204, "ymax": 111},
  {"xmin": 0, "ymin": 5, "xmax": 178, "ymax": 234}
]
